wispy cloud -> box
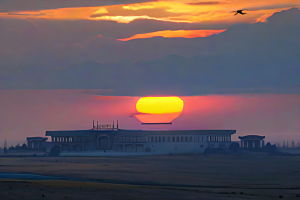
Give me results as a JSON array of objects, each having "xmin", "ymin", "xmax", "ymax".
[
  {"xmin": 118, "ymin": 29, "xmax": 226, "ymax": 41},
  {"xmin": 185, "ymin": 1, "xmax": 223, "ymax": 5},
  {"xmin": 245, "ymin": 3, "xmax": 300, "ymax": 11}
]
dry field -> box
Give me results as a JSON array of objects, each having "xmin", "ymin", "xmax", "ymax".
[{"xmin": 1, "ymin": 154, "xmax": 300, "ymax": 199}]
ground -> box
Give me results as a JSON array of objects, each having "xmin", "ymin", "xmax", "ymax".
[{"xmin": 1, "ymin": 154, "xmax": 300, "ymax": 199}]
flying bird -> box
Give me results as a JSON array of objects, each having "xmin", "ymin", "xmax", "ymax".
[{"xmin": 233, "ymin": 10, "xmax": 248, "ymax": 15}]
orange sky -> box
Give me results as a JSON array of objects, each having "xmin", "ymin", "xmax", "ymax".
[{"xmin": 0, "ymin": 0, "xmax": 299, "ymax": 40}]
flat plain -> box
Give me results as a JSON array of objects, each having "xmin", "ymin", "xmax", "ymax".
[{"xmin": 1, "ymin": 155, "xmax": 300, "ymax": 199}]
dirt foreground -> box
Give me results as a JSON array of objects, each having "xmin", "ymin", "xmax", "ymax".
[{"xmin": 1, "ymin": 155, "xmax": 300, "ymax": 199}]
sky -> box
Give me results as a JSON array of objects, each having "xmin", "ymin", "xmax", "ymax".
[{"xmin": 0, "ymin": 0, "xmax": 299, "ymax": 146}]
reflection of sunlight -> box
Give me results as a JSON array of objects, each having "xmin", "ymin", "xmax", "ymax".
[
  {"xmin": 118, "ymin": 29, "xmax": 226, "ymax": 41},
  {"xmin": 135, "ymin": 113, "xmax": 182, "ymax": 123}
]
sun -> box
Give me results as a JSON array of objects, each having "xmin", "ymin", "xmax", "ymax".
[{"xmin": 135, "ymin": 96, "xmax": 184, "ymax": 123}]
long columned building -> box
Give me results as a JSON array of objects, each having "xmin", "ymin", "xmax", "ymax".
[{"xmin": 43, "ymin": 122, "xmax": 236, "ymax": 155}]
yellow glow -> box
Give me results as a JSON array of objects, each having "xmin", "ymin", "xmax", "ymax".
[
  {"xmin": 136, "ymin": 97, "xmax": 184, "ymax": 114},
  {"xmin": 90, "ymin": 15, "xmax": 190, "ymax": 23},
  {"xmin": 118, "ymin": 29, "xmax": 226, "ymax": 41}
]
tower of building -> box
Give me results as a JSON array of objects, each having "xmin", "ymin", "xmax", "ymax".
[{"xmin": 4, "ymin": 137, "xmax": 7, "ymax": 153}]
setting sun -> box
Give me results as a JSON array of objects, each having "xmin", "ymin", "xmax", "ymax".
[
  {"xmin": 135, "ymin": 97, "xmax": 184, "ymax": 123},
  {"xmin": 136, "ymin": 97, "xmax": 184, "ymax": 114}
]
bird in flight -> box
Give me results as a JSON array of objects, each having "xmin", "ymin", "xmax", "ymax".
[{"xmin": 233, "ymin": 10, "xmax": 248, "ymax": 15}]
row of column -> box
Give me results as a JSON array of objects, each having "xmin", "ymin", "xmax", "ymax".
[
  {"xmin": 27, "ymin": 141, "xmax": 44, "ymax": 149},
  {"xmin": 241, "ymin": 140, "xmax": 264, "ymax": 148}
]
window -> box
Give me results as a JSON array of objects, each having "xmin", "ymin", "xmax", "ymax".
[
  {"xmin": 159, "ymin": 137, "xmax": 161, "ymax": 142},
  {"xmin": 202, "ymin": 137, "xmax": 204, "ymax": 142},
  {"xmin": 185, "ymin": 137, "xmax": 188, "ymax": 142},
  {"xmin": 155, "ymin": 137, "xmax": 157, "ymax": 142},
  {"xmin": 207, "ymin": 136, "xmax": 210, "ymax": 141},
  {"xmin": 126, "ymin": 137, "xmax": 129, "ymax": 142},
  {"xmin": 181, "ymin": 137, "xmax": 184, "ymax": 142},
  {"xmin": 172, "ymin": 137, "xmax": 175, "ymax": 142},
  {"xmin": 163, "ymin": 137, "xmax": 165, "ymax": 142},
  {"xmin": 176, "ymin": 137, "xmax": 179, "ymax": 142},
  {"xmin": 211, "ymin": 136, "xmax": 215, "ymax": 141},
  {"xmin": 136, "ymin": 137, "xmax": 140, "ymax": 142},
  {"xmin": 200, "ymin": 145, "xmax": 204, "ymax": 148},
  {"xmin": 189, "ymin": 137, "xmax": 192, "ymax": 142},
  {"xmin": 167, "ymin": 137, "xmax": 170, "ymax": 142},
  {"xmin": 151, "ymin": 137, "xmax": 154, "ymax": 142}
]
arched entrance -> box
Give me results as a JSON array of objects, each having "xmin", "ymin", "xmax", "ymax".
[
  {"xmin": 49, "ymin": 145, "xmax": 60, "ymax": 157},
  {"xmin": 97, "ymin": 135, "xmax": 110, "ymax": 150},
  {"xmin": 74, "ymin": 144, "xmax": 82, "ymax": 151}
]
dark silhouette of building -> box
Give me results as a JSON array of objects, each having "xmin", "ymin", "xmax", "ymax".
[
  {"xmin": 27, "ymin": 137, "xmax": 48, "ymax": 149},
  {"xmin": 238, "ymin": 135, "xmax": 265, "ymax": 148}
]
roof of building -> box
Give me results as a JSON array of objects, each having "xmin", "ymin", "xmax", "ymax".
[
  {"xmin": 46, "ymin": 129, "xmax": 236, "ymax": 137},
  {"xmin": 238, "ymin": 135, "xmax": 265, "ymax": 140},
  {"xmin": 117, "ymin": 129, "xmax": 236, "ymax": 136},
  {"xmin": 27, "ymin": 137, "xmax": 48, "ymax": 141},
  {"xmin": 45, "ymin": 129, "xmax": 117, "ymax": 136}
]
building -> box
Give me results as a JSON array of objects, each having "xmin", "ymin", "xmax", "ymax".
[
  {"xmin": 43, "ymin": 121, "xmax": 236, "ymax": 156},
  {"xmin": 238, "ymin": 135, "xmax": 265, "ymax": 148},
  {"xmin": 27, "ymin": 137, "xmax": 48, "ymax": 150}
]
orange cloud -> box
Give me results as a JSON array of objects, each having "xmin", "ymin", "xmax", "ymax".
[
  {"xmin": 255, "ymin": 13, "xmax": 274, "ymax": 22},
  {"xmin": 0, "ymin": 0, "xmax": 299, "ymax": 24},
  {"xmin": 118, "ymin": 29, "xmax": 226, "ymax": 41}
]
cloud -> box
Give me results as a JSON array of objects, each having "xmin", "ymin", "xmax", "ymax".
[
  {"xmin": 118, "ymin": 29, "xmax": 226, "ymax": 41},
  {"xmin": 0, "ymin": 8, "xmax": 300, "ymax": 96},
  {"xmin": 245, "ymin": 3, "xmax": 300, "ymax": 11},
  {"xmin": 0, "ymin": 0, "xmax": 151, "ymax": 12},
  {"xmin": 185, "ymin": 1, "xmax": 223, "ymax": 5}
]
